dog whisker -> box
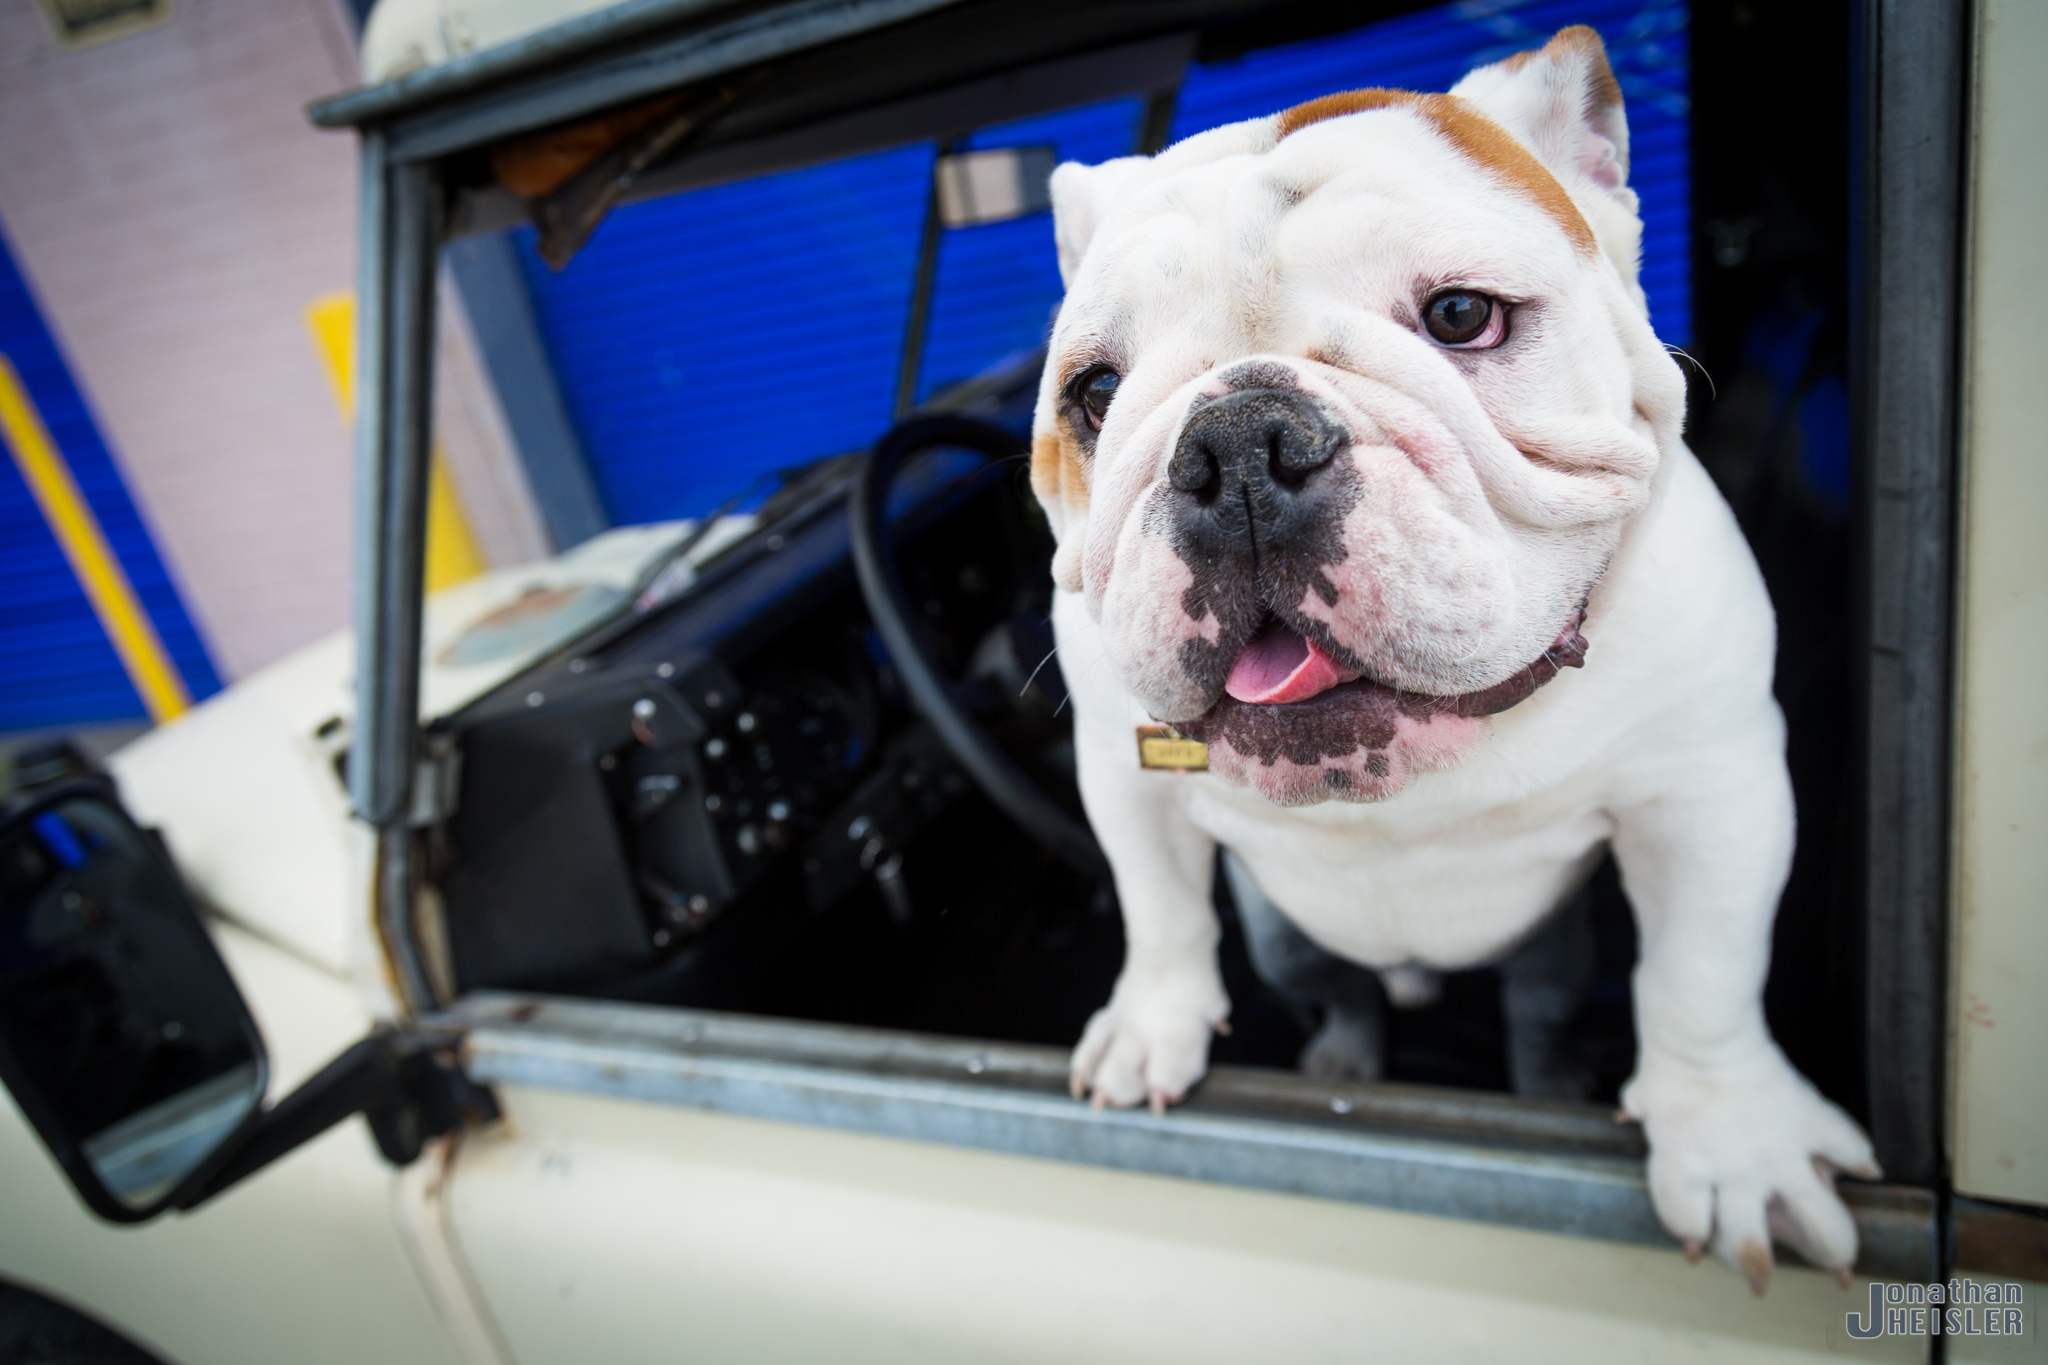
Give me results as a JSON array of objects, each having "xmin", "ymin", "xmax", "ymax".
[
  {"xmin": 1664, "ymin": 343, "xmax": 1716, "ymax": 398},
  {"xmin": 1020, "ymin": 644, "xmax": 1060, "ymax": 698},
  {"xmin": 1053, "ymin": 641, "xmax": 1118, "ymax": 717}
]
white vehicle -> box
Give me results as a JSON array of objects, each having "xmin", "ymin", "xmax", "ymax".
[{"xmin": 0, "ymin": 1, "xmax": 2040, "ymax": 1362}]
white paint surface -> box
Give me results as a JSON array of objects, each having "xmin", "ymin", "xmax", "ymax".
[
  {"xmin": 360, "ymin": 0, "xmax": 624, "ymax": 83},
  {"xmin": 1950, "ymin": 0, "xmax": 2048, "ymax": 1210},
  {"xmin": 449, "ymin": 1085, "xmax": 1922, "ymax": 1363}
]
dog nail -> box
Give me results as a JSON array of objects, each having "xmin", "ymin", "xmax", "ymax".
[
  {"xmin": 1612, "ymin": 1108, "xmax": 1631, "ymax": 1124},
  {"xmin": 1739, "ymin": 1240, "xmax": 1772, "ymax": 1295},
  {"xmin": 1682, "ymin": 1238, "xmax": 1702, "ymax": 1265},
  {"xmin": 1069, "ymin": 1076, "xmax": 1085, "ymax": 1100},
  {"xmin": 1090, "ymin": 1092, "xmax": 1107, "ymax": 1111},
  {"xmin": 1834, "ymin": 1265, "xmax": 1853, "ymax": 1290},
  {"xmin": 1855, "ymin": 1161, "xmax": 1883, "ymax": 1180},
  {"xmin": 1149, "ymin": 1092, "xmax": 1167, "ymax": 1117},
  {"xmin": 1212, "ymin": 1019, "xmax": 1232, "ymax": 1036}
]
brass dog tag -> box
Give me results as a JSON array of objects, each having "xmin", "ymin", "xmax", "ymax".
[{"xmin": 1136, "ymin": 726, "xmax": 1208, "ymax": 772}]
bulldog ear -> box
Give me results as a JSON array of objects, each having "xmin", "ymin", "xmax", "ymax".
[
  {"xmin": 1050, "ymin": 156, "xmax": 1151, "ymax": 285},
  {"xmin": 1451, "ymin": 27, "xmax": 1642, "ymax": 287},
  {"xmin": 1452, "ymin": 26, "xmax": 1629, "ymax": 196}
]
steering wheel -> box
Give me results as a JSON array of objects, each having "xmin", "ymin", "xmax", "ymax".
[{"xmin": 849, "ymin": 416, "xmax": 1112, "ymax": 885}]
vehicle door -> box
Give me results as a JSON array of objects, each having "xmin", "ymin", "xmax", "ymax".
[{"xmin": 437, "ymin": 993, "xmax": 1915, "ymax": 1365}]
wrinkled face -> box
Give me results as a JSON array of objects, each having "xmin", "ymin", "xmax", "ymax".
[{"xmin": 1032, "ymin": 34, "xmax": 1687, "ymax": 805}]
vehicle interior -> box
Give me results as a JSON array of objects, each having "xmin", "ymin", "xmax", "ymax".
[{"xmin": 418, "ymin": 0, "xmax": 1866, "ymax": 1115}]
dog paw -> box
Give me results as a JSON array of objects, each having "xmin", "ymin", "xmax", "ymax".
[
  {"xmin": 1622, "ymin": 1046, "xmax": 1879, "ymax": 1293},
  {"xmin": 1070, "ymin": 967, "xmax": 1229, "ymax": 1114}
]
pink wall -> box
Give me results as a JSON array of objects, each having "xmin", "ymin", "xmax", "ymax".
[{"xmin": 0, "ymin": 0, "xmax": 366, "ymax": 679}]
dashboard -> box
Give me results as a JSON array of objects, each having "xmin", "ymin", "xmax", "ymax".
[{"xmin": 433, "ymin": 450, "xmax": 1085, "ymax": 1023}]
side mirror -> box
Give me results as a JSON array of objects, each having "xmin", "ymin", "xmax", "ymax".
[
  {"xmin": 0, "ymin": 784, "xmax": 266, "ymax": 1220},
  {"xmin": 0, "ymin": 784, "xmax": 492, "ymax": 1223}
]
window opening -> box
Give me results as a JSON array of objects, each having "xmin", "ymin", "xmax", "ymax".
[
  {"xmin": 361, "ymin": 0, "xmax": 1912, "ymax": 1269},
  {"xmin": 507, "ymin": 142, "xmax": 935, "ymax": 525}
]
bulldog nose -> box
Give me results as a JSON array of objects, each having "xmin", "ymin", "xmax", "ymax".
[{"xmin": 1168, "ymin": 388, "xmax": 1346, "ymax": 503}]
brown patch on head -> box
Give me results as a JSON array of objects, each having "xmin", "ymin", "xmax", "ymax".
[
  {"xmin": 1031, "ymin": 428, "xmax": 1089, "ymax": 507},
  {"xmin": 1273, "ymin": 87, "xmax": 1417, "ymax": 139},
  {"xmin": 1275, "ymin": 87, "xmax": 1596, "ymax": 258}
]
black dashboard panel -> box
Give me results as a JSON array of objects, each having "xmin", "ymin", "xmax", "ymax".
[{"xmin": 436, "ymin": 455, "xmax": 1046, "ymax": 1002}]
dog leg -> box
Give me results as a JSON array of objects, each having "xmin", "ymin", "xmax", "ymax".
[
  {"xmin": 1066, "ymin": 779, "xmax": 1227, "ymax": 1112},
  {"xmin": 1059, "ymin": 597, "xmax": 1230, "ymax": 1113},
  {"xmin": 1497, "ymin": 890, "xmax": 1597, "ymax": 1100},
  {"xmin": 1222, "ymin": 850, "xmax": 1387, "ymax": 1080},
  {"xmin": 1612, "ymin": 743, "xmax": 1877, "ymax": 1291}
]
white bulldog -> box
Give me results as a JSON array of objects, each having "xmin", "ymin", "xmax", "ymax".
[{"xmin": 1034, "ymin": 26, "xmax": 1878, "ymax": 1289}]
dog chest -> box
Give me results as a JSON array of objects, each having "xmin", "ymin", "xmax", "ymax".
[{"xmin": 1188, "ymin": 783, "xmax": 1613, "ymax": 968}]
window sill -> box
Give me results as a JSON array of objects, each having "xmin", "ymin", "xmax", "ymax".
[{"xmin": 427, "ymin": 991, "xmax": 1935, "ymax": 1280}]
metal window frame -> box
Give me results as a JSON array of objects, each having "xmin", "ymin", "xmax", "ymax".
[
  {"xmin": 427, "ymin": 991, "xmax": 1940, "ymax": 1279},
  {"xmin": 1852, "ymin": 0, "xmax": 1970, "ymax": 1195},
  {"xmin": 318, "ymin": 0, "xmax": 1963, "ymax": 1277}
]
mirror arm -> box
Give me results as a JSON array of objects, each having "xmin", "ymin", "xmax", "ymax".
[{"xmin": 176, "ymin": 1028, "xmax": 497, "ymax": 1210}]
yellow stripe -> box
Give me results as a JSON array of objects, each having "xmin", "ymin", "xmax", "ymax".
[
  {"xmin": 305, "ymin": 290, "xmax": 357, "ymax": 417},
  {"xmin": 422, "ymin": 454, "xmax": 486, "ymax": 592},
  {"xmin": 304, "ymin": 292, "xmax": 486, "ymax": 594},
  {"xmin": 0, "ymin": 354, "xmax": 190, "ymax": 723}
]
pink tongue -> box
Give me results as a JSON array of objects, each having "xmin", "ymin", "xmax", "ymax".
[{"xmin": 1224, "ymin": 620, "xmax": 1363, "ymax": 704}]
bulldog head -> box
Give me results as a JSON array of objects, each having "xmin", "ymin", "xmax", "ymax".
[{"xmin": 1032, "ymin": 26, "xmax": 1687, "ymax": 806}]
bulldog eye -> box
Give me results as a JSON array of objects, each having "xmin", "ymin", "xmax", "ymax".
[
  {"xmin": 1076, "ymin": 367, "xmax": 1121, "ymax": 430},
  {"xmin": 1422, "ymin": 291, "xmax": 1504, "ymax": 348}
]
